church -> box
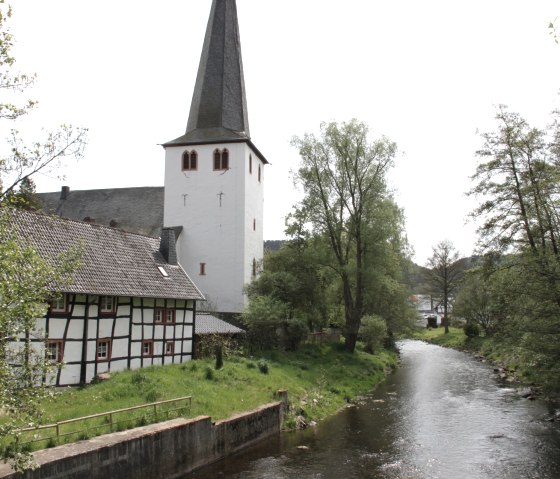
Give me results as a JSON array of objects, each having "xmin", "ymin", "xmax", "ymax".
[
  {"xmin": 14, "ymin": 0, "xmax": 266, "ymax": 385},
  {"xmin": 39, "ymin": 0, "xmax": 267, "ymax": 317}
]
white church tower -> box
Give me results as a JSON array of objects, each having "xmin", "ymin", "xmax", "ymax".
[{"xmin": 163, "ymin": 0, "xmax": 267, "ymax": 315}]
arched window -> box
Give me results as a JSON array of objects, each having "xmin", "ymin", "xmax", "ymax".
[
  {"xmin": 182, "ymin": 150, "xmax": 197, "ymax": 171},
  {"xmin": 214, "ymin": 148, "xmax": 229, "ymax": 170}
]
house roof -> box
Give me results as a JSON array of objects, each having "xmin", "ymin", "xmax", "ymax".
[
  {"xmin": 10, "ymin": 209, "xmax": 204, "ymax": 301},
  {"xmin": 195, "ymin": 312, "xmax": 244, "ymax": 335},
  {"xmin": 37, "ymin": 187, "xmax": 164, "ymax": 238}
]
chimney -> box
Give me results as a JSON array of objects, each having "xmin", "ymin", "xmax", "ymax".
[
  {"xmin": 60, "ymin": 186, "xmax": 70, "ymax": 200},
  {"xmin": 159, "ymin": 228, "xmax": 178, "ymax": 265}
]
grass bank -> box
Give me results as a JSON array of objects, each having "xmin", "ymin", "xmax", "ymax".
[
  {"xmin": 411, "ymin": 326, "xmax": 559, "ymax": 398},
  {"xmin": 35, "ymin": 344, "xmax": 396, "ymax": 441}
]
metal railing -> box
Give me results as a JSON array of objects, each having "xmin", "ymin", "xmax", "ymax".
[{"xmin": 16, "ymin": 396, "xmax": 192, "ymax": 449}]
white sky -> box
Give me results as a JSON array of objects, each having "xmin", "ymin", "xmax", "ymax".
[{"xmin": 7, "ymin": 0, "xmax": 560, "ymax": 264}]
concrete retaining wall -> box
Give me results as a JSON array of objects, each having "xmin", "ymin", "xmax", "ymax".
[{"xmin": 0, "ymin": 401, "xmax": 284, "ymax": 479}]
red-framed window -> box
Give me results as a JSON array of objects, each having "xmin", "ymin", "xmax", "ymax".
[
  {"xmin": 165, "ymin": 341, "xmax": 175, "ymax": 356},
  {"xmin": 182, "ymin": 150, "xmax": 197, "ymax": 171},
  {"xmin": 96, "ymin": 338, "xmax": 112, "ymax": 361},
  {"xmin": 142, "ymin": 340, "xmax": 154, "ymax": 357},
  {"xmin": 46, "ymin": 340, "xmax": 64, "ymax": 363},
  {"xmin": 213, "ymin": 148, "xmax": 229, "ymax": 170},
  {"xmin": 199, "ymin": 262, "xmax": 206, "ymax": 275},
  {"xmin": 49, "ymin": 294, "xmax": 68, "ymax": 314},
  {"xmin": 99, "ymin": 296, "xmax": 116, "ymax": 315},
  {"xmin": 154, "ymin": 308, "xmax": 176, "ymax": 324}
]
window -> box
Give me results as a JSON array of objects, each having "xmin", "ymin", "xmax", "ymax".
[
  {"xmin": 165, "ymin": 341, "xmax": 175, "ymax": 355},
  {"xmin": 200, "ymin": 262, "xmax": 206, "ymax": 275},
  {"xmin": 142, "ymin": 340, "xmax": 153, "ymax": 357},
  {"xmin": 253, "ymin": 218, "xmax": 256, "ymax": 231},
  {"xmin": 46, "ymin": 340, "xmax": 64, "ymax": 363},
  {"xmin": 213, "ymin": 148, "xmax": 229, "ymax": 170},
  {"xmin": 99, "ymin": 296, "xmax": 116, "ymax": 315},
  {"xmin": 154, "ymin": 308, "xmax": 176, "ymax": 324},
  {"xmin": 252, "ymin": 258, "xmax": 257, "ymax": 278},
  {"xmin": 96, "ymin": 339, "xmax": 112, "ymax": 361},
  {"xmin": 249, "ymin": 154, "xmax": 252, "ymax": 174},
  {"xmin": 258, "ymin": 164, "xmax": 261, "ymax": 182},
  {"xmin": 49, "ymin": 294, "xmax": 68, "ymax": 314},
  {"xmin": 182, "ymin": 150, "xmax": 197, "ymax": 171}
]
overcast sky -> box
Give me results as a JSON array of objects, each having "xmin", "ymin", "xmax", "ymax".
[{"xmin": 7, "ymin": 1, "xmax": 560, "ymax": 264}]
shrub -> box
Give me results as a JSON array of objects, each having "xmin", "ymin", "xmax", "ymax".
[
  {"xmin": 359, "ymin": 314, "xmax": 387, "ymax": 354},
  {"xmin": 257, "ymin": 359, "xmax": 269, "ymax": 374},
  {"xmin": 204, "ymin": 366, "xmax": 214, "ymax": 380},
  {"xmin": 282, "ymin": 317, "xmax": 309, "ymax": 351},
  {"xmin": 463, "ymin": 322, "xmax": 481, "ymax": 338}
]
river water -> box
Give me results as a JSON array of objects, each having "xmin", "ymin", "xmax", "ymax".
[{"xmin": 183, "ymin": 340, "xmax": 560, "ymax": 479}]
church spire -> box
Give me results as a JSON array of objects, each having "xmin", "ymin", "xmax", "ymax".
[{"xmin": 166, "ymin": 0, "xmax": 250, "ymax": 145}]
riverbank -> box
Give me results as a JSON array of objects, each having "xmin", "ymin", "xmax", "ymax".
[
  {"xmin": 34, "ymin": 344, "xmax": 397, "ymax": 444},
  {"xmin": 412, "ymin": 327, "xmax": 560, "ymax": 401}
]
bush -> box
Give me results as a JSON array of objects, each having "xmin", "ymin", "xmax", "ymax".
[
  {"xmin": 463, "ymin": 322, "xmax": 481, "ymax": 338},
  {"xmin": 242, "ymin": 296, "xmax": 288, "ymax": 351},
  {"xmin": 282, "ymin": 317, "xmax": 309, "ymax": 351},
  {"xmin": 359, "ymin": 314, "xmax": 387, "ymax": 354},
  {"xmin": 257, "ymin": 359, "xmax": 269, "ymax": 374}
]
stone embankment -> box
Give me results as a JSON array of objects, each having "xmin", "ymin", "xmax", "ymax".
[{"xmin": 0, "ymin": 396, "xmax": 288, "ymax": 479}]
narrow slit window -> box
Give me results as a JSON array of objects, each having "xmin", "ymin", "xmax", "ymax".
[{"xmin": 200, "ymin": 262, "xmax": 206, "ymax": 275}]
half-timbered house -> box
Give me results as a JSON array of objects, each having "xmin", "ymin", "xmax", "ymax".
[{"xmin": 11, "ymin": 209, "xmax": 204, "ymax": 386}]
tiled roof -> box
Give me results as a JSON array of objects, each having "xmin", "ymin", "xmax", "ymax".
[
  {"xmin": 37, "ymin": 187, "xmax": 164, "ymax": 238},
  {"xmin": 10, "ymin": 209, "xmax": 204, "ymax": 300},
  {"xmin": 195, "ymin": 313, "xmax": 244, "ymax": 335}
]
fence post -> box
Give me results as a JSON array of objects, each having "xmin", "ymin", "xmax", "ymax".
[
  {"xmin": 56, "ymin": 423, "xmax": 60, "ymax": 438},
  {"xmin": 109, "ymin": 413, "xmax": 113, "ymax": 432}
]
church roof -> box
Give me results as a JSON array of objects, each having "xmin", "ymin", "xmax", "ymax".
[
  {"xmin": 163, "ymin": 0, "xmax": 268, "ymax": 164},
  {"xmin": 38, "ymin": 187, "xmax": 164, "ymax": 238},
  {"xmin": 10, "ymin": 209, "xmax": 204, "ymax": 300}
]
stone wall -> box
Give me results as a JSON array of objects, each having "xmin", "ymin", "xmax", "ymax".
[{"xmin": 0, "ymin": 401, "xmax": 284, "ymax": 479}]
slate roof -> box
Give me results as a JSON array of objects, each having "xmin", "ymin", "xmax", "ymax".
[
  {"xmin": 195, "ymin": 312, "xmax": 244, "ymax": 335},
  {"xmin": 10, "ymin": 209, "xmax": 204, "ymax": 300},
  {"xmin": 163, "ymin": 0, "xmax": 268, "ymax": 165},
  {"xmin": 37, "ymin": 187, "xmax": 164, "ymax": 238}
]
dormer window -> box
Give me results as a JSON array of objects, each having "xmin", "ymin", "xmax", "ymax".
[
  {"xmin": 214, "ymin": 149, "xmax": 229, "ymax": 170},
  {"xmin": 182, "ymin": 150, "xmax": 197, "ymax": 171}
]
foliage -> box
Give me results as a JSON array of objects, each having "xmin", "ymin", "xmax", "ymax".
[
  {"xmin": 290, "ymin": 119, "xmax": 410, "ymax": 352},
  {"xmin": 241, "ymin": 295, "xmax": 287, "ymax": 351},
  {"xmin": 425, "ymin": 240, "xmax": 463, "ymax": 334},
  {"xmin": 463, "ymin": 322, "xmax": 480, "ymax": 338},
  {"xmin": 0, "ymin": 1, "xmax": 87, "ymax": 205},
  {"xmin": 465, "ymin": 105, "xmax": 560, "ymax": 394},
  {"xmin": 0, "ymin": 208, "xmax": 80, "ymax": 470},
  {"xmin": 359, "ymin": 314, "xmax": 387, "ymax": 354}
]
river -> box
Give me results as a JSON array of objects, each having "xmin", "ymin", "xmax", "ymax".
[{"xmin": 183, "ymin": 340, "xmax": 560, "ymax": 479}]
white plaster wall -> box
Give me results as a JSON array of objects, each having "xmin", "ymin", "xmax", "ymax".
[{"xmin": 164, "ymin": 142, "xmax": 264, "ymax": 313}]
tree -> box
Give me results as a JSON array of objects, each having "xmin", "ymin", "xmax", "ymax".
[
  {"xmin": 291, "ymin": 119, "xmax": 399, "ymax": 352},
  {"xmin": 425, "ymin": 240, "xmax": 462, "ymax": 334},
  {"xmin": 0, "ymin": 2, "xmax": 87, "ymax": 204},
  {"xmin": 0, "ymin": 209, "xmax": 80, "ymax": 470},
  {"xmin": 0, "ymin": 4, "xmax": 85, "ymax": 469}
]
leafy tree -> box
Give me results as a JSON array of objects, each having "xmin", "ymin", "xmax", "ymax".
[
  {"xmin": 0, "ymin": 4, "xmax": 85, "ymax": 469},
  {"xmin": 0, "ymin": 209, "xmax": 80, "ymax": 470},
  {"xmin": 425, "ymin": 240, "xmax": 462, "ymax": 334},
  {"xmin": 0, "ymin": 2, "xmax": 87, "ymax": 204},
  {"xmin": 290, "ymin": 119, "xmax": 400, "ymax": 352}
]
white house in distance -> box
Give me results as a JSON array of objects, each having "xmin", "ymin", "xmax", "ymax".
[
  {"xmin": 38, "ymin": 0, "xmax": 267, "ymax": 317},
  {"xmin": 11, "ymin": 209, "xmax": 204, "ymax": 386}
]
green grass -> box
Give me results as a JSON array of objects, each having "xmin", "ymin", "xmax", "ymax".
[{"xmin": 15, "ymin": 344, "xmax": 397, "ymax": 450}]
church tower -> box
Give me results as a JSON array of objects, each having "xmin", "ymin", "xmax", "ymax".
[{"xmin": 163, "ymin": 0, "xmax": 267, "ymax": 315}]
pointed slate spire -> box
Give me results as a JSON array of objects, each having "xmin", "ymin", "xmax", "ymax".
[{"xmin": 166, "ymin": 0, "xmax": 251, "ymax": 145}]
